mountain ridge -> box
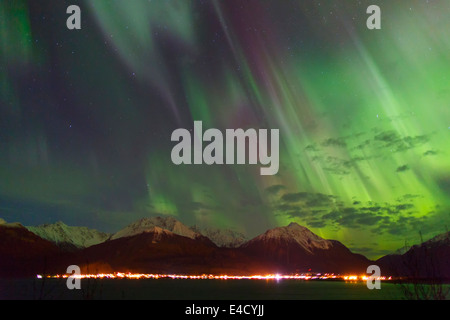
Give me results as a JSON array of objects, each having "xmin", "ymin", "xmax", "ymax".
[
  {"xmin": 26, "ymin": 221, "xmax": 110, "ymax": 250},
  {"xmin": 2, "ymin": 216, "xmax": 449, "ymax": 279},
  {"xmin": 1, "ymin": 217, "xmax": 371, "ymax": 276},
  {"xmin": 242, "ymin": 222, "xmax": 334, "ymax": 252},
  {"xmin": 240, "ymin": 222, "xmax": 371, "ymax": 274},
  {"xmin": 376, "ymin": 231, "xmax": 450, "ymax": 280}
]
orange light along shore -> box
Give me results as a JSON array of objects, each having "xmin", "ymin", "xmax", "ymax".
[{"xmin": 37, "ymin": 272, "xmax": 392, "ymax": 282}]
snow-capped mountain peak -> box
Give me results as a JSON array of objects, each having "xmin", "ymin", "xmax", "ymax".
[
  {"xmin": 26, "ymin": 221, "xmax": 110, "ymax": 249},
  {"xmin": 139, "ymin": 226, "xmax": 176, "ymax": 240},
  {"xmin": 246, "ymin": 222, "xmax": 333, "ymax": 252},
  {"xmin": 111, "ymin": 216, "xmax": 200, "ymax": 240},
  {"xmin": 193, "ymin": 226, "xmax": 248, "ymax": 248}
]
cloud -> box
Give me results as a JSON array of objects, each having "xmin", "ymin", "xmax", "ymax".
[
  {"xmin": 371, "ymin": 223, "xmax": 407, "ymax": 236},
  {"xmin": 273, "ymin": 191, "xmax": 437, "ymax": 241},
  {"xmin": 369, "ymin": 208, "xmax": 450, "ymax": 240},
  {"xmin": 280, "ymin": 192, "xmax": 309, "ymax": 203},
  {"xmin": 306, "ymin": 219, "xmax": 327, "ymax": 228},
  {"xmin": 304, "ymin": 144, "xmax": 320, "ymax": 152},
  {"xmin": 393, "ymin": 203, "xmax": 414, "ymax": 212},
  {"xmin": 280, "ymin": 192, "xmax": 335, "ymax": 207},
  {"xmin": 265, "ymin": 184, "xmax": 286, "ymax": 195},
  {"xmin": 396, "ymin": 165, "xmax": 409, "ymax": 172},
  {"xmin": 321, "ymin": 209, "xmax": 360, "ymax": 228},
  {"xmin": 273, "ymin": 191, "xmax": 339, "ymax": 225},
  {"xmin": 423, "ymin": 150, "xmax": 438, "ymax": 156},
  {"xmin": 397, "ymin": 194, "xmax": 421, "ymax": 202},
  {"xmin": 355, "ymin": 213, "xmax": 388, "ymax": 226},
  {"xmin": 283, "ymin": 210, "xmax": 309, "ymax": 219},
  {"xmin": 360, "ymin": 206, "xmax": 382, "ymax": 212},
  {"xmin": 353, "ymin": 139, "xmax": 371, "ymax": 150},
  {"xmin": 373, "ymin": 130, "xmax": 430, "ymax": 152},
  {"xmin": 374, "ymin": 130, "xmax": 400, "ymax": 143},
  {"xmin": 321, "ymin": 138, "xmax": 347, "ymax": 148},
  {"xmin": 437, "ymin": 177, "xmax": 450, "ymax": 196},
  {"xmin": 322, "ymin": 156, "xmax": 354, "ymax": 175},
  {"xmin": 275, "ymin": 203, "xmax": 301, "ymax": 212},
  {"xmin": 309, "ymin": 154, "xmax": 357, "ymax": 176},
  {"xmin": 273, "ymin": 188, "xmax": 447, "ymax": 249},
  {"xmin": 318, "ymin": 200, "xmax": 418, "ymax": 230},
  {"xmin": 303, "ymin": 129, "xmax": 433, "ymax": 180}
]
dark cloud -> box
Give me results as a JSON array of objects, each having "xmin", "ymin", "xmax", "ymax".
[
  {"xmin": 353, "ymin": 139, "xmax": 371, "ymax": 150},
  {"xmin": 397, "ymin": 194, "xmax": 421, "ymax": 202},
  {"xmin": 303, "ymin": 136, "xmax": 384, "ymax": 176},
  {"xmin": 355, "ymin": 214, "xmax": 388, "ymax": 226},
  {"xmin": 275, "ymin": 203, "xmax": 301, "ymax": 212},
  {"xmin": 274, "ymin": 191, "xmax": 443, "ymax": 243},
  {"xmin": 280, "ymin": 192, "xmax": 335, "ymax": 207},
  {"xmin": 373, "ymin": 130, "xmax": 430, "ymax": 152},
  {"xmin": 396, "ymin": 165, "xmax": 410, "ymax": 172},
  {"xmin": 360, "ymin": 206, "xmax": 382, "ymax": 212},
  {"xmin": 423, "ymin": 150, "xmax": 438, "ymax": 156},
  {"xmin": 304, "ymin": 144, "xmax": 320, "ymax": 152},
  {"xmin": 394, "ymin": 203, "xmax": 414, "ymax": 212},
  {"xmin": 307, "ymin": 220, "xmax": 327, "ymax": 228},
  {"xmin": 374, "ymin": 130, "xmax": 399, "ymax": 143},
  {"xmin": 265, "ymin": 184, "xmax": 286, "ymax": 195},
  {"xmin": 437, "ymin": 177, "xmax": 450, "ymax": 197},
  {"xmin": 322, "ymin": 210, "xmax": 340, "ymax": 220},
  {"xmin": 305, "ymin": 193, "xmax": 337, "ymax": 207},
  {"xmin": 375, "ymin": 223, "xmax": 406, "ymax": 236},
  {"xmin": 318, "ymin": 200, "xmax": 419, "ymax": 231},
  {"xmin": 402, "ymin": 135, "xmax": 430, "ymax": 148},
  {"xmin": 282, "ymin": 210, "xmax": 309, "ymax": 219},
  {"xmin": 321, "ymin": 209, "xmax": 359, "ymax": 228},
  {"xmin": 273, "ymin": 191, "xmax": 339, "ymax": 225},
  {"xmin": 322, "ymin": 156, "xmax": 354, "ymax": 175},
  {"xmin": 369, "ymin": 209, "xmax": 450, "ymax": 240},
  {"xmin": 362, "ymin": 202, "xmax": 415, "ymax": 214},
  {"xmin": 308, "ymin": 130, "xmax": 432, "ymax": 177},
  {"xmin": 351, "ymin": 156, "xmax": 371, "ymax": 162},
  {"xmin": 321, "ymin": 138, "xmax": 347, "ymax": 148},
  {"xmin": 281, "ymin": 192, "xmax": 309, "ymax": 203}
]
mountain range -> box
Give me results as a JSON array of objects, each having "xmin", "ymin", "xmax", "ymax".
[
  {"xmin": 0, "ymin": 217, "xmax": 448, "ymax": 280},
  {"xmin": 23, "ymin": 216, "xmax": 247, "ymax": 249},
  {"xmin": 26, "ymin": 221, "xmax": 110, "ymax": 251}
]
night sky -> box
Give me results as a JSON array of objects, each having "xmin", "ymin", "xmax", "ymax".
[{"xmin": 1, "ymin": 0, "xmax": 449, "ymax": 259}]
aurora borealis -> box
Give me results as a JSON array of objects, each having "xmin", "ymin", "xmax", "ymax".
[{"xmin": 1, "ymin": 0, "xmax": 449, "ymax": 259}]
